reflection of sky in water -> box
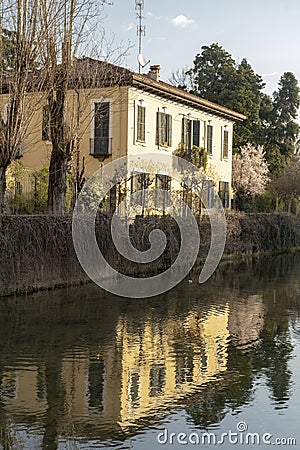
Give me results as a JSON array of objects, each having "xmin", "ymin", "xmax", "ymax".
[{"xmin": 0, "ymin": 253, "xmax": 300, "ymax": 449}]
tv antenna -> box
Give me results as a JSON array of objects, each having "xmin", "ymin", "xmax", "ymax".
[{"xmin": 135, "ymin": 0, "xmax": 148, "ymax": 73}]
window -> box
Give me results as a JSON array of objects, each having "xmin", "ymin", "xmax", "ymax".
[
  {"xmin": 156, "ymin": 174, "xmax": 171, "ymax": 191},
  {"xmin": 109, "ymin": 185, "xmax": 117, "ymax": 213},
  {"xmin": 204, "ymin": 179, "xmax": 215, "ymax": 209},
  {"xmin": 129, "ymin": 372, "xmax": 140, "ymax": 406},
  {"xmin": 149, "ymin": 364, "xmax": 166, "ymax": 397},
  {"xmin": 42, "ymin": 105, "xmax": 50, "ymax": 141},
  {"xmin": 88, "ymin": 361, "xmax": 104, "ymax": 411},
  {"xmin": 181, "ymin": 118, "xmax": 200, "ymax": 152},
  {"xmin": 207, "ymin": 124, "xmax": 213, "ymax": 154},
  {"xmin": 131, "ymin": 172, "xmax": 152, "ymax": 210},
  {"xmin": 15, "ymin": 143, "xmax": 23, "ymax": 159},
  {"xmin": 155, "ymin": 174, "xmax": 171, "ymax": 211},
  {"xmin": 219, "ymin": 181, "xmax": 230, "ymax": 208},
  {"xmin": 91, "ymin": 101, "xmax": 111, "ymax": 156},
  {"xmin": 156, "ymin": 111, "xmax": 172, "ymax": 147},
  {"xmin": 193, "ymin": 120, "xmax": 200, "ymax": 147},
  {"xmin": 136, "ymin": 104, "xmax": 146, "ymax": 142},
  {"xmin": 222, "ymin": 128, "xmax": 229, "ymax": 159}
]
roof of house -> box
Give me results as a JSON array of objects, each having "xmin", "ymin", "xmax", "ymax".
[
  {"xmin": 2, "ymin": 57, "xmax": 246, "ymax": 122},
  {"xmin": 71, "ymin": 58, "xmax": 246, "ymax": 122}
]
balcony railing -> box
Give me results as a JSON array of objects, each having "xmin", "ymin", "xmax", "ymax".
[{"xmin": 90, "ymin": 137, "xmax": 112, "ymax": 157}]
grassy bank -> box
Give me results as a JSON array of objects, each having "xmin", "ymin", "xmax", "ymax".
[{"xmin": 1, "ymin": 212, "xmax": 300, "ymax": 297}]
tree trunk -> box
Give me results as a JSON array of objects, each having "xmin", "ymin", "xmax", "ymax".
[
  {"xmin": 42, "ymin": 354, "xmax": 64, "ymax": 450},
  {"xmin": 47, "ymin": 151, "xmax": 67, "ymax": 214},
  {"xmin": 0, "ymin": 166, "xmax": 7, "ymax": 214},
  {"xmin": 275, "ymin": 196, "xmax": 279, "ymax": 213},
  {"xmin": 288, "ymin": 197, "xmax": 292, "ymax": 214},
  {"xmin": 252, "ymin": 194, "xmax": 256, "ymax": 213}
]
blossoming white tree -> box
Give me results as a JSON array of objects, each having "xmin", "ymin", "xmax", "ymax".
[{"xmin": 232, "ymin": 143, "xmax": 270, "ymax": 209}]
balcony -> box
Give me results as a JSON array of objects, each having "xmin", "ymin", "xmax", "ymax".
[{"xmin": 90, "ymin": 137, "xmax": 112, "ymax": 157}]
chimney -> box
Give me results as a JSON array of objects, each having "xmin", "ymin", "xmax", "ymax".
[{"xmin": 149, "ymin": 65, "xmax": 161, "ymax": 82}]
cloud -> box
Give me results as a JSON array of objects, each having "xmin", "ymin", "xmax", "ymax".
[
  {"xmin": 147, "ymin": 11, "xmax": 162, "ymax": 20},
  {"xmin": 262, "ymin": 72, "xmax": 278, "ymax": 77},
  {"xmin": 122, "ymin": 23, "xmax": 134, "ymax": 32},
  {"xmin": 147, "ymin": 37, "xmax": 167, "ymax": 43},
  {"xmin": 171, "ymin": 15, "xmax": 195, "ymax": 28}
]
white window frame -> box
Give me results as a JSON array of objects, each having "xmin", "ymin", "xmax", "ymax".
[
  {"xmin": 90, "ymin": 97, "xmax": 113, "ymax": 142},
  {"xmin": 219, "ymin": 179, "xmax": 230, "ymax": 208},
  {"xmin": 135, "ymin": 100, "xmax": 148, "ymax": 145},
  {"xmin": 156, "ymin": 107, "xmax": 172, "ymax": 149},
  {"xmin": 222, "ymin": 126, "xmax": 230, "ymax": 160}
]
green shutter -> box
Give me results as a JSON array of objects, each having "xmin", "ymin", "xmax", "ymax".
[
  {"xmin": 156, "ymin": 111, "xmax": 160, "ymax": 145},
  {"xmin": 207, "ymin": 125, "xmax": 213, "ymax": 154},
  {"xmin": 167, "ymin": 115, "xmax": 172, "ymax": 146},
  {"xmin": 223, "ymin": 130, "xmax": 229, "ymax": 158},
  {"xmin": 137, "ymin": 105, "xmax": 146, "ymax": 141},
  {"xmin": 182, "ymin": 118, "xmax": 187, "ymax": 148}
]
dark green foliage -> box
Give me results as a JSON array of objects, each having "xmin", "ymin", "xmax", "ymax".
[
  {"xmin": 177, "ymin": 44, "xmax": 300, "ymax": 172},
  {"xmin": 2, "ymin": 29, "xmax": 17, "ymax": 74},
  {"xmin": 188, "ymin": 43, "xmax": 237, "ymax": 104},
  {"xmin": 264, "ymin": 72, "xmax": 300, "ymax": 167},
  {"xmin": 187, "ymin": 44, "xmax": 265, "ymax": 151},
  {"xmin": 175, "ymin": 145, "xmax": 207, "ymax": 169},
  {"xmin": 253, "ymin": 191, "xmax": 275, "ymax": 213},
  {"xmin": 265, "ymin": 145, "xmax": 286, "ymax": 175}
]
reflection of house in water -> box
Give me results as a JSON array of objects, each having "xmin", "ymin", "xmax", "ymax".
[
  {"xmin": 0, "ymin": 293, "xmax": 266, "ymax": 437},
  {"xmin": 1, "ymin": 365, "xmax": 47, "ymax": 417},
  {"xmin": 109, "ymin": 309, "xmax": 229, "ymax": 426},
  {"xmin": 228, "ymin": 294, "xmax": 265, "ymax": 350},
  {"xmin": 1, "ymin": 306, "xmax": 230, "ymax": 430}
]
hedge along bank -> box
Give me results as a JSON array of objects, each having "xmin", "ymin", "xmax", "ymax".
[{"xmin": 1, "ymin": 212, "xmax": 300, "ymax": 297}]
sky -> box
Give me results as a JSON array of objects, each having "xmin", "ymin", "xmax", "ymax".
[{"xmin": 97, "ymin": 0, "xmax": 300, "ymax": 97}]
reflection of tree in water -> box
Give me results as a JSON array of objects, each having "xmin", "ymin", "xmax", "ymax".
[
  {"xmin": 186, "ymin": 326, "xmax": 293, "ymax": 428},
  {"xmin": 0, "ymin": 367, "xmax": 11, "ymax": 450},
  {"xmin": 42, "ymin": 354, "xmax": 65, "ymax": 450},
  {"xmin": 185, "ymin": 346, "xmax": 254, "ymax": 428},
  {"xmin": 251, "ymin": 326, "xmax": 293, "ymax": 407},
  {"xmin": 186, "ymin": 259, "xmax": 296, "ymax": 429}
]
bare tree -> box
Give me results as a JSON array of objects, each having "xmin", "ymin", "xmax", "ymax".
[
  {"xmin": 0, "ymin": 0, "xmax": 46, "ymax": 213},
  {"xmin": 40, "ymin": 0, "xmax": 131, "ymax": 214},
  {"xmin": 270, "ymin": 155, "xmax": 300, "ymax": 213},
  {"xmin": 168, "ymin": 66, "xmax": 194, "ymax": 92}
]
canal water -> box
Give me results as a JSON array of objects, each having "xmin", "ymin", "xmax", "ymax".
[{"xmin": 1, "ymin": 253, "xmax": 300, "ymax": 449}]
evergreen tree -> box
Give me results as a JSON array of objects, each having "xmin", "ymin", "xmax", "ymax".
[
  {"xmin": 2, "ymin": 29, "xmax": 17, "ymax": 74},
  {"xmin": 187, "ymin": 44, "xmax": 265, "ymax": 150},
  {"xmin": 172, "ymin": 45, "xmax": 300, "ymax": 169},
  {"xmin": 233, "ymin": 58, "xmax": 265, "ymax": 149},
  {"xmin": 260, "ymin": 72, "xmax": 300, "ymax": 173},
  {"xmin": 188, "ymin": 43, "xmax": 236, "ymax": 104}
]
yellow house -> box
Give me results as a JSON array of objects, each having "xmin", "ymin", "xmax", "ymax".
[{"xmin": 3, "ymin": 59, "xmax": 245, "ymax": 211}]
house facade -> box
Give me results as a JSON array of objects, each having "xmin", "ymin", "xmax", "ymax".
[{"xmin": 2, "ymin": 60, "xmax": 245, "ymax": 212}]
